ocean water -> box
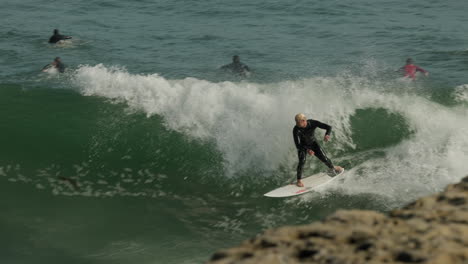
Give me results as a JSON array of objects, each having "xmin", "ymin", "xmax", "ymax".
[{"xmin": 1, "ymin": 0, "xmax": 468, "ymax": 263}]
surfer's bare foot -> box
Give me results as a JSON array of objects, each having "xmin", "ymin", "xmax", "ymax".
[
  {"xmin": 334, "ymin": 166, "xmax": 344, "ymax": 173},
  {"xmin": 327, "ymin": 166, "xmax": 344, "ymax": 176},
  {"xmin": 296, "ymin": 180, "xmax": 304, "ymax": 187}
]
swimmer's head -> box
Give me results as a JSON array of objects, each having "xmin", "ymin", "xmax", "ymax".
[
  {"xmin": 295, "ymin": 113, "xmax": 306, "ymax": 122},
  {"xmin": 233, "ymin": 55, "xmax": 240, "ymax": 63},
  {"xmin": 406, "ymin": 58, "xmax": 413, "ymax": 64},
  {"xmin": 295, "ymin": 113, "xmax": 307, "ymax": 127},
  {"xmin": 54, "ymin": 29, "xmax": 59, "ymax": 34},
  {"xmin": 54, "ymin": 57, "xmax": 61, "ymax": 62}
]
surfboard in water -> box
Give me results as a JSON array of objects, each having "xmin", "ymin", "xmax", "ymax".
[{"xmin": 264, "ymin": 168, "xmax": 344, "ymax": 198}]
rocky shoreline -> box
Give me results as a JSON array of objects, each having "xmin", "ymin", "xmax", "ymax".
[{"xmin": 207, "ymin": 176, "xmax": 468, "ymax": 264}]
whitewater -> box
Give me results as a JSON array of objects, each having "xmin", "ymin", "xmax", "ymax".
[{"xmin": 69, "ymin": 64, "xmax": 468, "ymax": 203}]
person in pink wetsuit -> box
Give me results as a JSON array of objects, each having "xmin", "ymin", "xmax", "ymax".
[{"xmin": 399, "ymin": 58, "xmax": 429, "ymax": 80}]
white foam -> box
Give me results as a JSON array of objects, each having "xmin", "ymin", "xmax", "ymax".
[
  {"xmin": 72, "ymin": 64, "xmax": 468, "ymax": 201},
  {"xmin": 326, "ymin": 90, "xmax": 468, "ymax": 204},
  {"xmin": 455, "ymin": 84, "xmax": 468, "ymax": 103},
  {"xmin": 73, "ymin": 64, "xmax": 355, "ymax": 174},
  {"xmin": 42, "ymin": 67, "xmax": 58, "ymax": 74}
]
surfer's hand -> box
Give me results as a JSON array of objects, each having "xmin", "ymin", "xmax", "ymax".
[
  {"xmin": 307, "ymin": 149, "xmax": 314, "ymax": 156},
  {"xmin": 324, "ymin": 135, "xmax": 330, "ymax": 142}
]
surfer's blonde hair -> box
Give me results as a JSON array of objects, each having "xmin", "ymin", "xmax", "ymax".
[{"xmin": 295, "ymin": 113, "xmax": 307, "ymax": 122}]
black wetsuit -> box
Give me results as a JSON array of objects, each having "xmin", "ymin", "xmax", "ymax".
[
  {"xmin": 56, "ymin": 62, "xmax": 65, "ymax": 73},
  {"xmin": 293, "ymin": 119, "xmax": 334, "ymax": 180},
  {"xmin": 49, "ymin": 33, "xmax": 71, "ymax": 43},
  {"xmin": 221, "ymin": 62, "xmax": 250, "ymax": 76}
]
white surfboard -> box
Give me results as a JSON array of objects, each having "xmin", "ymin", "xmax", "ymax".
[{"xmin": 264, "ymin": 168, "xmax": 344, "ymax": 198}]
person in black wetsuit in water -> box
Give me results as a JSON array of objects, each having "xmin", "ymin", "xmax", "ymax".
[
  {"xmin": 42, "ymin": 57, "xmax": 65, "ymax": 73},
  {"xmin": 220, "ymin": 55, "xmax": 250, "ymax": 76},
  {"xmin": 292, "ymin": 113, "xmax": 343, "ymax": 187},
  {"xmin": 48, "ymin": 29, "xmax": 72, "ymax": 44}
]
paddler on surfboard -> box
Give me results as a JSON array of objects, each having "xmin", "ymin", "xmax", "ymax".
[
  {"xmin": 48, "ymin": 29, "xmax": 72, "ymax": 44},
  {"xmin": 293, "ymin": 113, "xmax": 343, "ymax": 187},
  {"xmin": 398, "ymin": 58, "xmax": 429, "ymax": 80}
]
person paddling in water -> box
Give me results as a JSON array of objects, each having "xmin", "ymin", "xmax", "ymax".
[
  {"xmin": 42, "ymin": 57, "xmax": 65, "ymax": 73},
  {"xmin": 48, "ymin": 29, "xmax": 72, "ymax": 44},
  {"xmin": 399, "ymin": 58, "xmax": 428, "ymax": 80},
  {"xmin": 293, "ymin": 113, "xmax": 343, "ymax": 187}
]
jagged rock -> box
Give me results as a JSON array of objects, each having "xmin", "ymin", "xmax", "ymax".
[{"xmin": 207, "ymin": 175, "xmax": 468, "ymax": 264}]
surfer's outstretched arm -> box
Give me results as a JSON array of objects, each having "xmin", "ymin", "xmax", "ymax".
[
  {"xmin": 41, "ymin": 64, "xmax": 52, "ymax": 71},
  {"xmin": 415, "ymin": 66, "xmax": 429, "ymax": 76}
]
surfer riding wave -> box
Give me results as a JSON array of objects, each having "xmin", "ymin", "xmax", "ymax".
[{"xmin": 293, "ymin": 113, "xmax": 343, "ymax": 187}]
